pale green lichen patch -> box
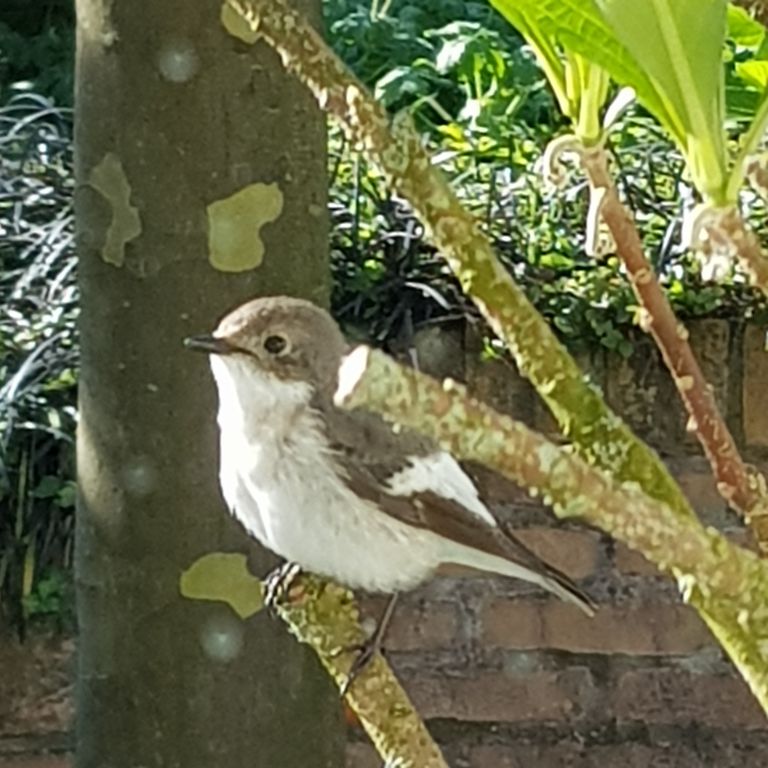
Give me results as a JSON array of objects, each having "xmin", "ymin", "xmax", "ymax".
[
  {"xmin": 221, "ymin": 1, "xmax": 260, "ymax": 43},
  {"xmin": 180, "ymin": 552, "xmax": 264, "ymax": 619},
  {"xmin": 535, "ymin": 442, "xmax": 560, "ymax": 474},
  {"xmin": 86, "ymin": 152, "xmax": 142, "ymax": 267},
  {"xmin": 206, "ymin": 183, "xmax": 284, "ymax": 272}
]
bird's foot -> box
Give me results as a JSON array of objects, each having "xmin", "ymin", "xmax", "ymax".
[
  {"xmin": 339, "ymin": 593, "xmax": 398, "ymax": 698},
  {"xmin": 339, "ymin": 636, "xmax": 382, "ymax": 699},
  {"xmin": 263, "ymin": 561, "xmax": 302, "ymax": 613}
]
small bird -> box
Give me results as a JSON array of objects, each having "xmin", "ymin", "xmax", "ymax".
[{"xmin": 185, "ymin": 296, "xmax": 594, "ymax": 620}]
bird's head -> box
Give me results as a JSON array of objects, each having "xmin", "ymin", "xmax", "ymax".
[{"xmin": 185, "ymin": 296, "xmax": 347, "ymax": 404}]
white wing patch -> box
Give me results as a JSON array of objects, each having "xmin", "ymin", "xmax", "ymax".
[{"xmin": 384, "ymin": 452, "xmax": 497, "ymax": 527}]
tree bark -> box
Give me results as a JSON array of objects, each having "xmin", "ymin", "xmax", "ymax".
[{"xmin": 74, "ymin": 1, "xmax": 344, "ymax": 766}]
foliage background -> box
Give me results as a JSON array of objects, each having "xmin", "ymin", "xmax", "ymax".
[{"xmin": 1, "ymin": 0, "xmax": 766, "ymax": 630}]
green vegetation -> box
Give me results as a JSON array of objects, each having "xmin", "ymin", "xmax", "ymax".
[{"xmin": 1, "ymin": 0, "xmax": 766, "ymax": 628}]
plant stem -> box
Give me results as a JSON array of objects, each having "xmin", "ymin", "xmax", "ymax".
[{"xmin": 580, "ymin": 145, "xmax": 768, "ymax": 550}]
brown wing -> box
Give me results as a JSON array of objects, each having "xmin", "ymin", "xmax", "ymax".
[{"xmin": 322, "ymin": 404, "xmax": 595, "ymax": 614}]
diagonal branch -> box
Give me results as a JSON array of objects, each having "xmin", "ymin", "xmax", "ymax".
[
  {"xmin": 181, "ymin": 554, "xmax": 449, "ymax": 768},
  {"xmin": 580, "ymin": 146, "xmax": 768, "ymax": 550},
  {"xmin": 336, "ymin": 346, "xmax": 768, "ymax": 715},
  {"xmin": 224, "ymin": 0, "xmax": 693, "ymax": 521},
  {"xmin": 224, "ymin": 0, "xmax": 768, "ymax": 725}
]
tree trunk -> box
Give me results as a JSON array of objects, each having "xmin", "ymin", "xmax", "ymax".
[{"xmin": 74, "ymin": 1, "xmax": 344, "ymax": 766}]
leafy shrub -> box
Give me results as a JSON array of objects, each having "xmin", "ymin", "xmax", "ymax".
[
  {"xmin": 0, "ymin": 21, "xmax": 74, "ymax": 106},
  {"xmin": 0, "ymin": 93, "xmax": 76, "ymax": 629}
]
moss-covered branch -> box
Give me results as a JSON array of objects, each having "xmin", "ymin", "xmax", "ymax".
[
  {"xmin": 224, "ymin": 0, "xmax": 691, "ymax": 521},
  {"xmin": 224, "ymin": 0, "xmax": 768, "ymax": 715},
  {"xmin": 580, "ymin": 145, "xmax": 768, "ymax": 550},
  {"xmin": 181, "ymin": 554, "xmax": 448, "ymax": 768},
  {"xmin": 336, "ymin": 347, "xmax": 768, "ymax": 715}
]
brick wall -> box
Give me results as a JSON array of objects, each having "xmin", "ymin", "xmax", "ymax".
[
  {"xmin": 346, "ymin": 319, "xmax": 768, "ymax": 766},
  {"xmin": 2, "ymin": 321, "xmax": 768, "ymax": 767}
]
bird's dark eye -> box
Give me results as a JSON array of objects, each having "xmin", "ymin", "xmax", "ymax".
[{"xmin": 264, "ymin": 334, "xmax": 288, "ymax": 355}]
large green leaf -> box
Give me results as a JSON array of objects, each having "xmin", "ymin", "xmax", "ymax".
[
  {"xmin": 491, "ymin": 0, "xmax": 684, "ymax": 144},
  {"xmin": 489, "ymin": 0, "xmax": 569, "ymax": 114},
  {"xmin": 736, "ymin": 60, "xmax": 768, "ymax": 91},
  {"xmin": 491, "ymin": 0, "xmax": 730, "ymax": 200},
  {"xmin": 594, "ymin": 0, "xmax": 728, "ymax": 200}
]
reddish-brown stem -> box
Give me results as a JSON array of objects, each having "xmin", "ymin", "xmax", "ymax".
[{"xmin": 581, "ymin": 147, "xmax": 768, "ymax": 549}]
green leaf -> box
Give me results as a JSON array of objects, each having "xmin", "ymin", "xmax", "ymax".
[
  {"xmin": 735, "ymin": 60, "xmax": 768, "ymax": 91},
  {"xmin": 180, "ymin": 552, "xmax": 264, "ymax": 619},
  {"xmin": 728, "ymin": 4, "xmax": 766, "ymax": 49},
  {"xmin": 490, "ymin": 0, "xmax": 569, "ymax": 114},
  {"xmin": 594, "ymin": 0, "xmax": 728, "ymax": 200},
  {"xmin": 491, "ymin": 0, "xmax": 684, "ymax": 143},
  {"xmin": 374, "ymin": 64, "xmax": 435, "ymax": 108},
  {"xmin": 55, "ymin": 481, "xmax": 77, "ymax": 509},
  {"xmin": 33, "ymin": 475, "xmax": 62, "ymax": 499},
  {"xmin": 492, "ymin": 0, "xmax": 729, "ymax": 199}
]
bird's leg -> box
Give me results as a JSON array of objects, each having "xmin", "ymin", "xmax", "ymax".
[
  {"xmin": 263, "ymin": 561, "xmax": 302, "ymax": 612},
  {"xmin": 341, "ymin": 593, "xmax": 399, "ymax": 698}
]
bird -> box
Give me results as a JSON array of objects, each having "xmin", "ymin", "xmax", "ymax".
[{"xmin": 185, "ymin": 295, "xmax": 594, "ymax": 636}]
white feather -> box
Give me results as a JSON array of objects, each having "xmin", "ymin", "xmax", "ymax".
[
  {"xmin": 384, "ymin": 452, "xmax": 497, "ymax": 526},
  {"xmin": 211, "ymin": 355, "xmax": 444, "ymax": 592}
]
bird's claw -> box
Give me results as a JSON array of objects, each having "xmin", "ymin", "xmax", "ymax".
[
  {"xmin": 263, "ymin": 561, "xmax": 301, "ymax": 613},
  {"xmin": 339, "ymin": 637, "xmax": 381, "ymax": 699}
]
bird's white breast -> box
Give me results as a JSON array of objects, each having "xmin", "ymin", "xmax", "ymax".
[{"xmin": 210, "ymin": 356, "xmax": 442, "ymax": 592}]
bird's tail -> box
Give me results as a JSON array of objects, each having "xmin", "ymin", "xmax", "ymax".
[
  {"xmin": 535, "ymin": 566, "xmax": 596, "ymax": 617},
  {"xmin": 443, "ymin": 541, "xmax": 596, "ymax": 616}
]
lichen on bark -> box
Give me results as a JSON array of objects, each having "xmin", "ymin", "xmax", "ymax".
[
  {"xmin": 85, "ymin": 152, "xmax": 142, "ymax": 268},
  {"xmin": 206, "ymin": 182, "xmax": 284, "ymax": 272}
]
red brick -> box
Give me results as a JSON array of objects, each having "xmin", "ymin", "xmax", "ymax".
[
  {"xmin": 604, "ymin": 340, "xmax": 685, "ymax": 452},
  {"xmin": 405, "ymin": 669, "xmax": 590, "ymax": 722},
  {"xmin": 482, "ymin": 599, "xmax": 711, "ymax": 655},
  {"xmin": 743, "ymin": 324, "xmax": 768, "ymax": 447},
  {"xmin": 469, "ymin": 740, "xmax": 768, "ymax": 768},
  {"xmin": 513, "ymin": 528, "xmax": 601, "ymax": 580},
  {"xmin": 0, "ymin": 635, "xmax": 74, "ymax": 738},
  {"xmin": 613, "ymin": 542, "xmax": 658, "ymax": 576},
  {"xmin": 481, "ymin": 599, "xmax": 542, "ymax": 649},
  {"xmin": 357, "ymin": 598, "xmax": 460, "ymax": 651},
  {"xmin": 464, "ymin": 327, "xmax": 535, "ymax": 423},
  {"xmin": 689, "ymin": 319, "xmax": 731, "ymax": 413},
  {"xmin": 613, "ymin": 668, "xmax": 767, "ymax": 729},
  {"xmin": 532, "ymin": 396, "xmax": 561, "ymax": 440},
  {"xmin": 676, "ymin": 470, "xmax": 727, "ymax": 521},
  {"xmin": 470, "ymin": 742, "xmax": 657, "ymax": 768}
]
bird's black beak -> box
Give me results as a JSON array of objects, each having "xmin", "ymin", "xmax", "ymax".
[{"xmin": 183, "ymin": 334, "xmax": 235, "ymax": 355}]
